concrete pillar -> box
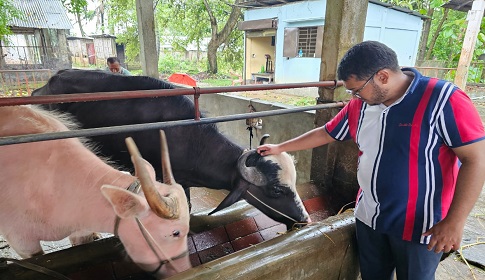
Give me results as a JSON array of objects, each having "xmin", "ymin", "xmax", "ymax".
[
  {"xmin": 310, "ymin": 0, "xmax": 367, "ymax": 201},
  {"xmin": 135, "ymin": 0, "xmax": 159, "ymax": 78}
]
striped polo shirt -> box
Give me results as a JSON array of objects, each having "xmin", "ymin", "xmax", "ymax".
[{"xmin": 325, "ymin": 68, "xmax": 485, "ymax": 243}]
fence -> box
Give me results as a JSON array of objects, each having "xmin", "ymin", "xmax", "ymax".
[
  {"xmin": 414, "ymin": 61, "xmax": 485, "ymax": 84},
  {"xmin": 0, "ymin": 69, "xmax": 53, "ymax": 97}
]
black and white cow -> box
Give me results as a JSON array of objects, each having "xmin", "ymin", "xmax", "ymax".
[{"xmin": 32, "ymin": 69, "xmax": 309, "ymax": 229}]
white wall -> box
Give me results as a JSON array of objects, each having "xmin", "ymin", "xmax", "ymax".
[{"xmin": 244, "ymin": 0, "xmax": 423, "ymax": 83}]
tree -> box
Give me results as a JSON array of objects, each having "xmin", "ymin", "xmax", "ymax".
[
  {"xmin": 157, "ymin": 0, "xmax": 243, "ymax": 74},
  {"xmin": 61, "ymin": 0, "xmax": 90, "ymax": 36},
  {"xmin": 106, "ymin": 0, "xmax": 140, "ymax": 63},
  {"xmin": 380, "ymin": 0, "xmax": 483, "ymax": 68},
  {"xmin": 203, "ymin": 0, "xmax": 242, "ymax": 74},
  {"xmin": 0, "ymin": 0, "xmax": 21, "ymax": 42}
]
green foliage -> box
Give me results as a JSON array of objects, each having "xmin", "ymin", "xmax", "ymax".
[
  {"xmin": 201, "ymin": 78, "xmax": 232, "ymax": 87},
  {"xmin": 156, "ymin": 0, "xmax": 243, "ymax": 73},
  {"xmin": 158, "ymin": 52, "xmax": 207, "ymax": 75},
  {"xmin": 61, "ymin": 0, "xmax": 87, "ymax": 14},
  {"xmin": 0, "ymin": 0, "xmax": 22, "ymax": 42},
  {"xmin": 106, "ymin": 0, "xmax": 139, "ymax": 63},
  {"xmin": 428, "ymin": 9, "xmax": 467, "ymax": 65},
  {"xmin": 289, "ymin": 97, "xmax": 316, "ymax": 107}
]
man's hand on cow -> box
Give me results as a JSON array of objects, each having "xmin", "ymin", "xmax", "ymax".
[{"xmin": 257, "ymin": 144, "xmax": 281, "ymax": 156}]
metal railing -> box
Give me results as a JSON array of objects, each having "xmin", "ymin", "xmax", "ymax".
[
  {"xmin": 0, "ymin": 80, "xmax": 345, "ymax": 146},
  {"xmin": 0, "ymin": 69, "xmax": 53, "ymax": 96}
]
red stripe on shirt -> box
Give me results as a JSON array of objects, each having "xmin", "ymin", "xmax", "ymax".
[
  {"xmin": 438, "ymin": 145, "xmax": 457, "ymax": 218},
  {"xmin": 449, "ymin": 91, "xmax": 485, "ymax": 143},
  {"xmin": 403, "ymin": 78, "xmax": 437, "ymax": 241}
]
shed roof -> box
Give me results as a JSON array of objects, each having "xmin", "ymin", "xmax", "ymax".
[
  {"xmin": 9, "ymin": 0, "xmax": 73, "ymax": 30},
  {"xmin": 442, "ymin": 0, "xmax": 473, "ymax": 12},
  {"xmin": 239, "ymin": 0, "xmax": 427, "ymax": 19},
  {"xmin": 90, "ymin": 34, "xmax": 117, "ymax": 39}
]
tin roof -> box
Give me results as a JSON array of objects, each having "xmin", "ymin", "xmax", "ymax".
[
  {"xmin": 9, "ymin": 0, "xmax": 73, "ymax": 30},
  {"xmin": 442, "ymin": 0, "xmax": 473, "ymax": 12},
  {"xmin": 240, "ymin": 0, "xmax": 427, "ymax": 19}
]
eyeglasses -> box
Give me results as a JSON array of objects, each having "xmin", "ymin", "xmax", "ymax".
[{"xmin": 345, "ymin": 71, "xmax": 378, "ymax": 99}]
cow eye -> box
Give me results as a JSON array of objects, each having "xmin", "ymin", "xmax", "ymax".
[
  {"xmin": 270, "ymin": 186, "xmax": 285, "ymax": 197},
  {"xmin": 172, "ymin": 230, "xmax": 180, "ymax": 237}
]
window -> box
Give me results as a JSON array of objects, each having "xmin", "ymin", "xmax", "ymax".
[
  {"xmin": 2, "ymin": 33, "xmax": 42, "ymax": 65},
  {"xmin": 297, "ymin": 27, "xmax": 318, "ymax": 57},
  {"xmin": 283, "ymin": 26, "xmax": 323, "ymax": 58}
]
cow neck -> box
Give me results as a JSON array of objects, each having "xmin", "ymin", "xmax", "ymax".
[{"xmin": 194, "ymin": 129, "xmax": 244, "ymax": 188}]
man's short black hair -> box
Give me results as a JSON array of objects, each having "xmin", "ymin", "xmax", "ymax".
[
  {"xmin": 107, "ymin": 57, "xmax": 120, "ymax": 64},
  {"xmin": 337, "ymin": 41, "xmax": 400, "ymax": 81}
]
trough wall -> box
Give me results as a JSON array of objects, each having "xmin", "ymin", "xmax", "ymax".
[
  {"xmin": 197, "ymin": 93, "xmax": 316, "ymax": 184},
  {"xmin": 169, "ymin": 212, "xmax": 359, "ymax": 280}
]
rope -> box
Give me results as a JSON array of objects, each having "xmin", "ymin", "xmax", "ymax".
[{"xmin": 246, "ymin": 190, "xmax": 298, "ymax": 223}]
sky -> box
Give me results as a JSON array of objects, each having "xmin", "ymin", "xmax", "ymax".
[{"xmin": 67, "ymin": 2, "xmax": 98, "ymax": 37}]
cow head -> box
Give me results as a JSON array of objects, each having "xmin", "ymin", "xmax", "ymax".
[
  {"xmin": 101, "ymin": 131, "xmax": 191, "ymax": 278},
  {"xmin": 209, "ymin": 136, "xmax": 310, "ymax": 230}
]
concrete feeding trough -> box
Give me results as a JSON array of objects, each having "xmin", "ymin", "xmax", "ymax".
[{"xmin": 0, "ymin": 183, "xmax": 359, "ymax": 279}]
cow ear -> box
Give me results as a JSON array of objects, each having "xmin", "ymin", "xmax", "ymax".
[{"xmin": 101, "ymin": 185, "xmax": 149, "ymax": 219}]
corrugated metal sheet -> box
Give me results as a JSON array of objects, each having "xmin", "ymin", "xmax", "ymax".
[
  {"xmin": 442, "ymin": 0, "xmax": 473, "ymax": 12},
  {"xmin": 9, "ymin": 0, "xmax": 73, "ymax": 30}
]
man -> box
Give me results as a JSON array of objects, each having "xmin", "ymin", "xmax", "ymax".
[
  {"xmin": 106, "ymin": 57, "xmax": 131, "ymax": 75},
  {"xmin": 257, "ymin": 41, "xmax": 485, "ymax": 279}
]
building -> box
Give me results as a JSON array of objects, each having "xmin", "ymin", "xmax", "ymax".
[
  {"xmin": 238, "ymin": 0, "xmax": 426, "ymax": 83},
  {"xmin": 67, "ymin": 34, "xmax": 127, "ymax": 68},
  {"xmin": 0, "ymin": 0, "xmax": 72, "ymax": 70}
]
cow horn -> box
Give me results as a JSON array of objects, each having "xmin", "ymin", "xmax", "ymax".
[
  {"xmin": 125, "ymin": 137, "xmax": 179, "ymax": 219},
  {"xmin": 160, "ymin": 130, "xmax": 175, "ymax": 185},
  {"xmin": 260, "ymin": 134, "xmax": 270, "ymax": 145},
  {"xmin": 237, "ymin": 150, "xmax": 268, "ymax": 187}
]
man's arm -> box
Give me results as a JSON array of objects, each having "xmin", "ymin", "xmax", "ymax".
[
  {"xmin": 423, "ymin": 139, "xmax": 485, "ymax": 253},
  {"xmin": 257, "ymin": 126, "xmax": 336, "ymax": 156}
]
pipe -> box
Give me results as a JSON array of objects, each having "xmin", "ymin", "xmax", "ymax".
[
  {"xmin": 0, "ymin": 81, "xmax": 344, "ymax": 106},
  {"xmin": 0, "ymin": 102, "xmax": 346, "ymax": 146}
]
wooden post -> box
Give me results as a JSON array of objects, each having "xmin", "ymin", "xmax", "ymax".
[
  {"xmin": 454, "ymin": 0, "xmax": 485, "ymax": 89},
  {"xmin": 135, "ymin": 0, "xmax": 159, "ymax": 78},
  {"xmin": 310, "ymin": 0, "xmax": 367, "ymax": 194}
]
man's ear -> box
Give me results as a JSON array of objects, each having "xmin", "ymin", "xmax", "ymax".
[{"xmin": 377, "ymin": 69, "xmax": 389, "ymax": 84}]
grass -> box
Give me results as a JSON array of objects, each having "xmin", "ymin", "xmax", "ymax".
[
  {"xmin": 289, "ymin": 97, "xmax": 316, "ymax": 107},
  {"xmin": 200, "ymin": 79, "xmax": 233, "ymax": 87}
]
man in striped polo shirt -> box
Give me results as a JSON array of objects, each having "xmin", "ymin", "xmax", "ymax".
[{"xmin": 257, "ymin": 41, "xmax": 485, "ymax": 279}]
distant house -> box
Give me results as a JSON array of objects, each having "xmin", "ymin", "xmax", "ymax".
[
  {"xmin": 67, "ymin": 36, "xmax": 94, "ymax": 66},
  {"xmin": 68, "ymin": 34, "xmax": 127, "ymax": 68},
  {"xmin": 238, "ymin": 0, "xmax": 426, "ymax": 83},
  {"xmin": 0, "ymin": 0, "xmax": 73, "ymax": 70}
]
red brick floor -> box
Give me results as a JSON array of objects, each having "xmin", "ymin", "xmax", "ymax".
[{"xmin": 187, "ymin": 187, "xmax": 334, "ymax": 267}]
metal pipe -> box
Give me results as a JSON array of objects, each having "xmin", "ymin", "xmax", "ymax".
[
  {"xmin": 0, "ymin": 102, "xmax": 346, "ymax": 146},
  {"xmin": 0, "ymin": 81, "xmax": 344, "ymax": 106}
]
